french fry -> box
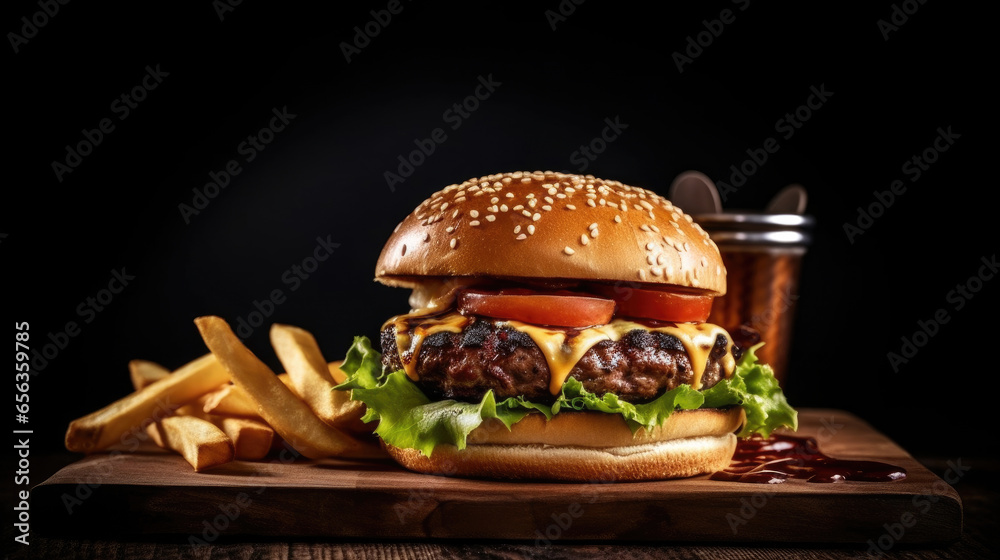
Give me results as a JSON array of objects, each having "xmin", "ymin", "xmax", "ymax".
[
  {"xmin": 168, "ymin": 391, "xmax": 274, "ymax": 461},
  {"xmin": 270, "ymin": 324, "xmax": 366, "ymax": 431},
  {"xmin": 201, "ymin": 384, "xmax": 259, "ymax": 418},
  {"xmin": 328, "ymin": 360, "xmax": 348, "ymax": 384},
  {"xmin": 146, "ymin": 415, "xmax": 235, "ymax": 471},
  {"xmin": 129, "ymin": 360, "xmax": 170, "ymax": 391},
  {"xmin": 66, "ymin": 353, "xmax": 230, "ymax": 453},
  {"xmin": 201, "ymin": 374, "xmax": 296, "ymax": 418},
  {"xmin": 194, "ymin": 315, "xmax": 382, "ymax": 459},
  {"xmin": 214, "ymin": 417, "xmax": 274, "ymax": 460}
]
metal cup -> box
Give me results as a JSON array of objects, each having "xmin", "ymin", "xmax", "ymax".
[{"xmin": 691, "ymin": 212, "xmax": 813, "ymax": 387}]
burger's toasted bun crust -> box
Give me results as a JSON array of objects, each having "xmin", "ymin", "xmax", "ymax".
[
  {"xmin": 386, "ymin": 408, "xmax": 744, "ymax": 481},
  {"xmin": 376, "ymin": 171, "xmax": 726, "ymax": 296}
]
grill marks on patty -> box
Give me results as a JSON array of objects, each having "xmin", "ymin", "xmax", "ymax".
[{"xmin": 380, "ymin": 317, "xmax": 733, "ymax": 404}]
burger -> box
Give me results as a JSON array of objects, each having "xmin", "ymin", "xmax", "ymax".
[{"xmin": 337, "ymin": 171, "xmax": 796, "ymax": 481}]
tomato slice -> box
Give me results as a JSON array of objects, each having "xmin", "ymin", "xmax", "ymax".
[
  {"xmin": 457, "ymin": 289, "xmax": 615, "ymax": 328},
  {"xmin": 591, "ymin": 284, "xmax": 713, "ymax": 323}
]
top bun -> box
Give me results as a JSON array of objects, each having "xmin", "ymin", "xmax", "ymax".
[{"xmin": 375, "ymin": 171, "xmax": 726, "ymax": 296}]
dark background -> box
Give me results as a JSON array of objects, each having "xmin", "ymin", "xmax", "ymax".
[{"xmin": 5, "ymin": 0, "xmax": 993, "ymax": 467}]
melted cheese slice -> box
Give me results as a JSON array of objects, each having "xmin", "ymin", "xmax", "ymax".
[
  {"xmin": 387, "ymin": 312, "xmax": 735, "ymax": 393},
  {"xmin": 391, "ymin": 312, "xmax": 469, "ymax": 381}
]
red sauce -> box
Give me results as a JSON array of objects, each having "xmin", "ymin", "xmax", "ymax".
[{"xmin": 710, "ymin": 434, "xmax": 907, "ymax": 484}]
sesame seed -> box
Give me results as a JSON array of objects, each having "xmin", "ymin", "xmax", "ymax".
[
  {"xmin": 640, "ymin": 200, "xmax": 654, "ymax": 210},
  {"xmin": 637, "ymin": 269, "xmax": 646, "ymax": 281},
  {"xmin": 455, "ymin": 196, "xmax": 466, "ymax": 203},
  {"xmin": 486, "ymin": 215, "xmax": 496, "ymax": 222},
  {"xmin": 506, "ymin": 192, "xmax": 515, "ymax": 198},
  {"xmin": 650, "ymin": 225, "xmax": 660, "ymax": 233},
  {"xmin": 646, "ymin": 254, "xmax": 655, "ymax": 265},
  {"xmin": 515, "ymin": 225, "xmax": 522, "ymax": 234},
  {"xmin": 513, "ymin": 205, "xmax": 524, "ymax": 211},
  {"xmin": 614, "ymin": 215, "xmax": 622, "ymax": 223},
  {"xmin": 657, "ymin": 253, "xmax": 666, "ymax": 265},
  {"xmin": 545, "ymin": 196, "xmax": 554, "ymax": 204},
  {"xmin": 645, "ymin": 242, "xmax": 656, "ymax": 251},
  {"xmin": 470, "ymin": 210, "xmax": 480, "ymax": 218},
  {"xmin": 470, "ymin": 220, "xmax": 481, "ymax": 226},
  {"xmin": 651, "ymin": 267, "xmax": 662, "ymax": 277},
  {"xmin": 500, "ymin": 204, "xmax": 509, "ymax": 212},
  {"xmin": 446, "ymin": 226, "xmax": 455, "ymax": 233},
  {"xmin": 450, "ymin": 238, "xmax": 458, "ymax": 249},
  {"xmin": 581, "ymin": 234, "xmax": 589, "ymax": 245},
  {"xmin": 521, "ymin": 177, "xmax": 532, "ymax": 183},
  {"xmin": 489, "ymin": 205, "xmax": 499, "ymax": 213},
  {"xmin": 522, "ymin": 210, "xmax": 532, "ymax": 218},
  {"xmin": 564, "ymin": 247, "xmax": 575, "ymax": 255},
  {"xmin": 640, "ymin": 225, "xmax": 651, "ymax": 232},
  {"xmin": 587, "ymin": 199, "xmax": 596, "ymax": 207},
  {"xmin": 527, "ymin": 224, "xmax": 535, "ymax": 234},
  {"xmin": 491, "ymin": 197, "xmax": 499, "ymax": 204},
  {"xmin": 566, "ymin": 204, "xmax": 576, "ymax": 210},
  {"xmin": 516, "ymin": 233, "xmax": 527, "ymax": 240},
  {"xmin": 441, "ymin": 202, "xmax": 449, "ymax": 211},
  {"xmin": 532, "ymin": 213, "xmax": 541, "ymax": 221},
  {"xmin": 542, "ymin": 205, "xmax": 552, "ymax": 211},
  {"xmin": 589, "ymin": 222, "xmax": 598, "ymax": 231},
  {"xmin": 591, "ymin": 228, "xmax": 599, "ymax": 237}
]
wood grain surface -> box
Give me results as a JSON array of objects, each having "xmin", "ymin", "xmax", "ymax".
[{"xmin": 32, "ymin": 409, "xmax": 962, "ymax": 546}]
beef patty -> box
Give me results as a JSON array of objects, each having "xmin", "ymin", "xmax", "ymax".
[{"xmin": 380, "ymin": 316, "xmax": 734, "ymax": 404}]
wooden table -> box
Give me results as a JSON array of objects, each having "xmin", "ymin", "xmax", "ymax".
[
  {"xmin": 7, "ymin": 475, "xmax": 998, "ymax": 560},
  {"xmin": 8, "ymin": 410, "xmax": 998, "ymax": 559}
]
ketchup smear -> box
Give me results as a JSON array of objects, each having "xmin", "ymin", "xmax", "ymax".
[{"xmin": 710, "ymin": 434, "xmax": 907, "ymax": 484}]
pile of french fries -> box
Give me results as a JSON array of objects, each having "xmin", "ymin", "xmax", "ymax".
[{"xmin": 64, "ymin": 316, "xmax": 384, "ymax": 471}]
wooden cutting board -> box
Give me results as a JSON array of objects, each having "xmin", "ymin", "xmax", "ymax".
[{"xmin": 34, "ymin": 408, "xmax": 962, "ymax": 544}]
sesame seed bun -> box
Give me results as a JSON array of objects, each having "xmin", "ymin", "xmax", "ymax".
[
  {"xmin": 385, "ymin": 408, "xmax": 745, "ymax": 481},
  {"xmin": 375, "ymin": 171, "xmax": 726, "ymax": 296}
]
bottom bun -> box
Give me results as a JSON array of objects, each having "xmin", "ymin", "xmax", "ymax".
[{"xmin": 385, "ymin": 407, "xmax": 745, "ymax": 481}]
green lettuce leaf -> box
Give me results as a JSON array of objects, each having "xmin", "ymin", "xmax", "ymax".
[
  {"xmin": 702, "ymin": 343, "xmax": 798, "ymax": 438},
  {"xmin": 336, "ymin": 336, "xmax": 797, "ymax": 456},
  {"xmin": 552, "ymin": 377, "xmax": 705, "ymax": 434}
]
